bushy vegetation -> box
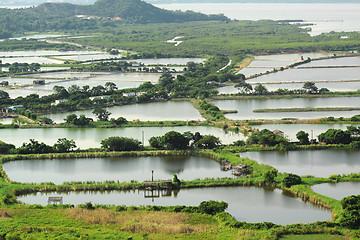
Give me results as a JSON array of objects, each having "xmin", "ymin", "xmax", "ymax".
[
  {"xmin": 149, "ymin": 131, "xmax": 221, "ymax": 150},
  {"xmin": 246, "ymin": 129, "xmax": 288, "ymax": 147},
  {"xmin": 282, "ymin": 173, "xmax": 302, "ymax": 188},
  {"xmin": 101, "ymin": 136, "xmax": 142, "ymax": 151},
  {"xmin": 340, "ymin": 195, "xmax": 360, "ymax": 229}
]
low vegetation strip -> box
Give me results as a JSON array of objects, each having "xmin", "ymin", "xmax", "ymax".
[{"xmin": 253, "ymin": 107, "xmax": 360, "ymax": 113}]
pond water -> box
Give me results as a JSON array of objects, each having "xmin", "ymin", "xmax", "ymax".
[
  {"xmin": 0, "ymin": 126, "xmax": 245, "ymax": 148},
  {"xmin": 0, "ymin": 87, "xmax": 52, "ymax": 98},
  {"xmin": 238, "ymin": 67, "xmax": 274, "ymax": 77},
  {"xmin": 39, "ymin": 67, "xmax": 71, "ymax": 71},
  {"xmin": 247, "ymin": 60, "xmax": 297, "ymax": 68},
  {"xmin": 254, "ymin": 53, "xmax": 333, "ymax": 61},
  {"xmin": 212, "ymin": 97, "xmax": 360, "ymax": 120},
  {"xmin": 9, "ymin": 34, "xmax": 68, "ymax": 40},
  {"xmin": 57, "ymin": 54, "xmax": 123, "ymax": 61},
  {"xmin": 0, "ymin": 50, "xmax": 103, "ymax": 57},
  {"xmin": 122, "ymin": 58, "xmax": 206, "ymax": 66},
  {"xmin": 0, "ymin": 72, "xmax": 167, "ymax": 97},
  {"xmin": 218, "ymin": 81, "xmax": 360, "ymax": 94},
  {"xmin": 311, "ymin": 182, "xmax": 360, "ymax": 200},
  {"xmin": 0, "ymin": 56, "xmax": 63, "ymax": 64},
  {"xmin": 248, "ymin": 68, "xmax": 360, "ymax": 84},
  {"xmin": 240, "ymin": 150, "xmax": 360, "ymax": 178},
  {"xmin": 3, "ymin": 155, "xmax": 232, "ymax": 184},
  {"xmin": 0, "ymin": 77, "xmax": 62, "ymax": 86},
  {"xmin": 156, "ymin": 3, "xmax": 360, "ymax": 35},
  {"xmin": 45, "ymin": 101, "xmax": 204, "ymax": 122},
  {"xmin": 29, "ymin": 72, "xmax": 93, "ymax": 79},
  {"xmin": 26, "ymin": 72, "xmax": 162, "ymax": 91},
  {"xmin": 300, "ymin": 56, "xmax": 360, "ymax": 67},
  {"xmin": 253, "ymin": 123, "xmax": 360, "ymax": 141},
  {"xmin": 17, "ymin": 186, "xmax": 331, "ymax": 225}
]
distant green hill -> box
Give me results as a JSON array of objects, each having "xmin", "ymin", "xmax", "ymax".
[
  {"xmin": 26, "ymin": 0, "xmax": 229, "ymax": 22},
  {"xmin": 0, "ymin": 0, "xmax": 229, "ymax": 38}
]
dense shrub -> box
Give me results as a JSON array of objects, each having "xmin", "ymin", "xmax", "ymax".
[
  {"xmin": 198, "ymin": 200, "xmax": 228, "ymax": 215},
  {"xmin": 101, "ymin": 136, "xmax": 142, "ymax": 151},
  {"xmin": 340, "ymin": 195, "xmax": 360, "ymax": 229},
  {"xmin": 282, "ymin": 173, "xmax": 302, "ymax": 188}
]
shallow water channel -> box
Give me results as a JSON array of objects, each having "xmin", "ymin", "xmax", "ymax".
[
  {"xmin": 17, "ymin": 186, "xmax": 331, "ymax": 225},
  {"xmin": 240, "ymin": 150, "xmax": 360, "ymax": 178}
]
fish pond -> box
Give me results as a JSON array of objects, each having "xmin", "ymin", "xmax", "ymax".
[
  {"xmin": 240, "ymin": 150, "xmax": 360, "ymax": 178},
  {"xmin": 17, "ymin": 186, "xmax": 331, "ymax": 225},
  {"xmin": 212, "ymin": 97, "xmax": 360, "ymax": 120},
  {"xmin": 45, "ymin": 101, "xmax": 204, "ymax": 122},
  {"xmin": 2, "ymin": 155, "xmax": 232, "ymax": 184},
  {"xmin": 247, "ymin": 68, "xmax": 360, "ymax": 84},
  {"xmin": 311, "ymin": 182, "xmax": 360, "ymax": 200}
]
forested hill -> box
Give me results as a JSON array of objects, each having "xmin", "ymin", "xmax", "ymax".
[
  {"xmin": 29, "ymin": 0, "xmax": 228, "ymax": 21},
  {"xmin": 0, "ymin": 0, "xmax": 229, "ymax": 38}
]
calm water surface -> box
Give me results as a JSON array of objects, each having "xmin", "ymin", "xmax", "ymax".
[
  {"xmin": 311, "ymin": 182, "xmax": 360, "ymax": 200},
  {"xmin": 0, "ymin": 56, "xmax": 63, "ymax": 64},
  {"xmin": 125, "ymin": 58, "xmax": 205, "ymax": 65},
  {"xmin": 17, "ymin": 186, "xmax": 331, "ymax": 225},
  {"xmin": 238, "ymin": 67, "xmax": 274, "ymax": 77},
  {"xmin": 26, "ymin": 72, "xmax": 162, "ymax": 91},
  {"xmin": 3, "ymin": 156, "xmax": 232, "ymax": 184},
  {"xmin": 300, "ymin": 56, "xmax": 360, "ymax": 67},
  {"xmin": 0, "ymin": 126, "xmax": 245, "ymax": 148},
  {"xmin": 212, "ymin": 97, "xmax": 360, "ymax": 120},
  {"xmin": 57, "ymin": 54, "xmax": 122, "ymax": 61},
  {"xmin": 248, "ymin": 60, "xmax": 297, "ymax": 68},
  {"xmin": 255, "ymin": 53, "xmax": 332, "ymax": 61},
  {"xmin": 0, "ymin": 50, "xmax": 103, "ymax": 57},
  {"xmin": 240, "ymin": 150, "xmax": 360, "ymax": 177},
  {"xmin": 248, "ymin": 68, "xmax": 360, "ymax": 84},
  {"xmin": 45, "ymin": 101, "xmax": 204, "ymax": 122}
]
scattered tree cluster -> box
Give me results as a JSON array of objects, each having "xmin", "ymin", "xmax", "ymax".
[
  {"xmin": 0, "ymin": 138, "xmax": 77, "ymax": 154},
  {"xmin": 149, "ymin": 131, "xmax": 221, "ymax": 150},
  {"xmin": 246, "ymin": 129, "xmax": 288, "ymax": 147}
]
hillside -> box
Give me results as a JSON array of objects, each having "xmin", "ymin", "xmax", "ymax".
[
  {"xmin": 0, "ymin": 0, "xmax": 228, "ymax": 38},
  {"xmin": 24, "ymin": 0, "xmax": 229, "ymax": 23},
  {"xmin": 86, "ymin": 0, "xmax": 229, "ymax": 22},
  {"xmin": 2, "ymin": 0, "xmax": 360, "ymax": 6}
]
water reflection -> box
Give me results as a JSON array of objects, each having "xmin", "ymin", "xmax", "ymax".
[
  {"xmin": 312, "ymin": 182, "xmax": 360, "ymax": 200},
  {"xmin": 241, "ymin": 150, "xmax": 360, "ymax": 177},
  {"xmin": 18, "ymin": 186, "xmax": 331, "ymax": 225},
  {"xmin": 212, "ymin": 97, "xmax": 360, "ymax": 120},
  {"xmin": 3, "ymin": 156, "xmax": 233, "ymax": 184}
]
